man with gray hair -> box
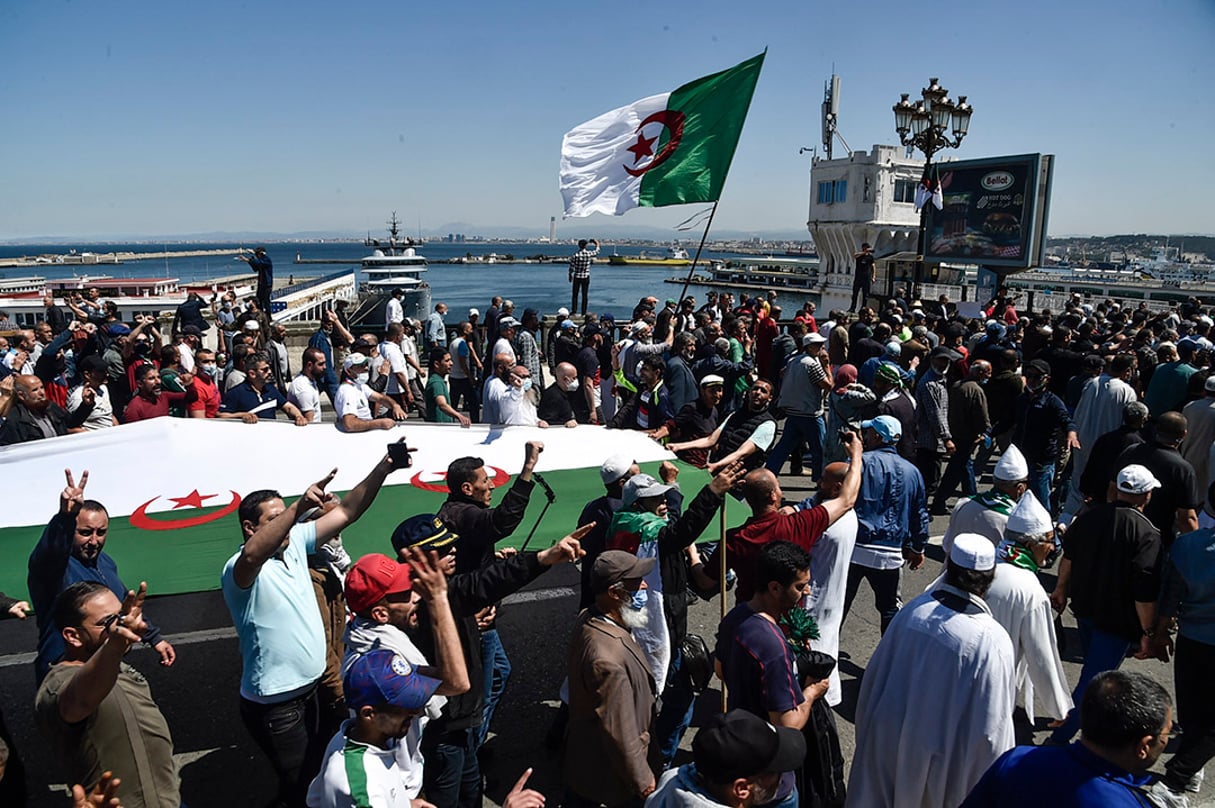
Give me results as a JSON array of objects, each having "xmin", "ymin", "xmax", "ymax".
[{"xmin": 1077, "ymin": 400, "xmax": 1148, "ymax": 508}]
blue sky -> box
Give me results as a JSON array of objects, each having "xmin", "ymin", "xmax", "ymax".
[{"xmin": 3, "ymin": 0, "xmax": 1212, "ymax": 241}]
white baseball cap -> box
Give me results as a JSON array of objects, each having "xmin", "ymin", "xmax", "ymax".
[
  {"xmin": 343, "ymin": 352, "xmax": 369, "ymax": 370},
  {"xmin": 950, "ymin": 533, "xmax": 996, "ymax": 571},
  {"xmin": 600, "ymin": 454, "xmax": 635, "ymax": 486},
  {"xmin": 802, "ymin": 333, "xmax": 827, "ymax": 345},
  {"xmin": 622, "ymin": 473, "xmax": 673, "ymax": 507},
  {"xmin": 1116, "ymin": 464, "xmax": 1162, "ymax": 495}
]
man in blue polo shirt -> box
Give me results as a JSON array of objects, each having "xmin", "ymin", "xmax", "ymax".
[
  {"xmin": 221, "ymin": 350, "xmax": 310, "ymax": 425},
  {"xmin": 221, "ymin": 451, "xmax": 404, "ymax": 807}
]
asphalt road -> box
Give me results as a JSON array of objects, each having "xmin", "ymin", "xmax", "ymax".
[{"xmin": 1, "ymin": 469, "xmax": 1211, "ymax": 806}]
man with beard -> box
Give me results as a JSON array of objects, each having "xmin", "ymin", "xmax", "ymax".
[
  {"xmin": 668, "ymin": 380, "xmax": 777, "ymax": 474},
  {"xmin": 665, "ymin": 332, "xmax": 699, "ymax": 414},
  {"xmin": 36, "ymin": 581, "xmax": 180, "ymax": 808},
  {"xmin": 0, "ymin": 374, "xmax": 85, "ymax": 444},
  {"xmin": 715, "ymin": 542, "xmax": 828, "ymax": 808},
  {"xmin": 308, "ymin": 310, "xmax": 353, "ymax": 404},
  {"xmin": 28, "ymin": 469, "xmax": 175, "ymax": 683},
  {"xmin": 289, "ymin": 347, "xmax": 330, "ymax": 423},
  {"xmin": 565, "ymin": 550, "xmax": 661, "ymax": 808},
  {"xmin": 652, "ymin": 375, "xmax": 725, "ymax": 468},
  {"xmin": 334, "ymin": 550, "xmax": 471, "ymax": 805}
]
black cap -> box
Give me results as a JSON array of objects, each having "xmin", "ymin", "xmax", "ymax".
[
  {"xmin": 931, "ymin": 347, "xmax": 962, "ymax": 362},
  {"xmin": 1026, "ymin": 359, "xmax": 1051, "ymax": 376},
  {"xmin": 693, "ymin": 710, "xmax": 806, "ymax": 784},
  {"xmin": 390, "ymin": 514, "xmax": 459, "ymax": 555}
]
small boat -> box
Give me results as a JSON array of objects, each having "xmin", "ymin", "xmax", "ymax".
[{"xmin": 608, "ymin": 245, "xmax": 692, "ymax": 267}]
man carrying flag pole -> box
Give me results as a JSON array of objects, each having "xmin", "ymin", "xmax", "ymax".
[{"xmin": 559, "ymin": 52, "xmax": 765, "ymax": 219}]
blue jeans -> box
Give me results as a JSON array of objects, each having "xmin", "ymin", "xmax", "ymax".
[
  {"xmin": 654, "ymin": 648, "xmax": 697, "ymax": 768},
  {"xmin": 1028, "ymin": 462, "xmax": 1056, "ymax": 519},
  {"xmin": 238, "ymin": 685, "xmax": 324, "ymax": 808},
  {"xmin": 422, "ymin": 726, "xmax": 482, "ymax": 808},
  {"xmin": 476, "ymin": 628, "xmax": 511, "ymax": 749},
  {"xmin": 1048, "ymin": 617, "xmax": 1132, "ymax": 744},
  {"xmin": 767, "ymin": 413, "xmax": 825, "ymax": 478}
]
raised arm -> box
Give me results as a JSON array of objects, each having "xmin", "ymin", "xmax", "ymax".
[
  {"xmin": 231, "ymin": 470, "xmax": 335, "ymax": 589},
  {"xmin": 820, "ymin": 432, "xmax": 862, "ymax": 525},
  {"xmin": 58, "ymin": 583, "xmax": 149, "ymax": 724},
  {"xmin": 312, "ymin": 451, "xmax": 403, "ymax": 543},
  {"xmin": 404, "ymin": 548, "xmax": 470, "ymax": 697}
]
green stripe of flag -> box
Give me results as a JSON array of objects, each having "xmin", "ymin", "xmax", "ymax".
[{"xmin": 638, "ymin": 51, "xmax": 765, "ymax": 208}]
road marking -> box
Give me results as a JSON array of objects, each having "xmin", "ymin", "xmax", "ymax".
[{"xmin": 0, "ymin": 587, "xmax": 577, "ymax": 667}]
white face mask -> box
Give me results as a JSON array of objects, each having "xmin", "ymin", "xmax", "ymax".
[
  {"xmin": 565, "ymin": 378, "xmax": 580, "ymax": 392},
  {"xmin": 200, "ymin": 363, "xmax": 217, "ymax": 376},
  {"xmin": 354, "ymin": 372, "xmax": 370, "ymax": 385}
]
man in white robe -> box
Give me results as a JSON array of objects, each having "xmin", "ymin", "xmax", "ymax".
[
  {"xmin": 943, "ymin": 444, "xmax": 1029, "ymax": 554},
  {"xmin": 1063, "ymin": 354, "xmax": 1138, "ymax": 517},
  {"xmin": 848, "ymin": 534, "xmax": 1016, "ymax": 808},
  {"xmin": 796, "ymin": 461, "xmax": 857, "ymax": 707},
  {"xmin": 985, "ymin": 491, "xmax": 1073, "ymax": 724}
]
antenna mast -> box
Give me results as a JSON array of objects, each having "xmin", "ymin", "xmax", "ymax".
[{"xmin": 821, "ymin": 73, "xmax": 850, "ymax": 158}]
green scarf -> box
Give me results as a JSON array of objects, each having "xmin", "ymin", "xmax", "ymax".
[
  {"xmin": 969, "ymin": 489, "xmax": 1015, "ymax": 516},
  {"xmin": 997, "ymin": 539, "xmax": 1039, "ymax": 573}
]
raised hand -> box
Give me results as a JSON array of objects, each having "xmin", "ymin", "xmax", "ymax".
[
  {"xmin": 61, "ymin": 468, "xmax": 90, "ymax": 515},
  {"xmin": 71, "ymin": 770, "xmax": 123, "ymax": 808},
  {"xmin": 709, "ymin": 461, "xmax": 745, "ymax": 495},
  {"xmin": 403, "ymin": 547, "xmax": 448, "ymax": 602},
  {"xmin": 302, "ymin": 469, "xmax": 338, "ymax": 512},
  {"xmin": 538, "ymin": 522, "xmax": 594, "ymax": 566},
  {"xmin": 503, "ymin": 768, "xmax": 545, "ymax": 808},
  {"xmin": 108, "ymin": 583, "xmax": 149, "ymax": 645}
]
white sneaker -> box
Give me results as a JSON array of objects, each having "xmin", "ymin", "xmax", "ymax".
[
  {"xmin": 1146, "ymin": 780, "xmax": 1190, "ymax": 808},
  {"xmin": 1184, "ymin": 767, "xmax": 1204, "ymax": 794}
]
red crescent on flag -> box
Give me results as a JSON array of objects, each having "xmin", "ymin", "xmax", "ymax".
[
  {"xmin": 409, "ymin": 466, "xmax": 512, "ymax": 494},
  {"xmin": 624, "ymin": 110, "xmax": 686, "ymax": 177},
  {"xmin": 130, "ymin": 491, "xmax": 243, "ymax": 531}
]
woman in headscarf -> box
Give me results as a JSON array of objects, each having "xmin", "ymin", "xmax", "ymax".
[{"xmin": 824, "ymin": 363, "xmax": 877, "ymax": 463}]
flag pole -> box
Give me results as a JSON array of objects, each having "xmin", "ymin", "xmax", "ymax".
[
  {"xmin": 678, "ymin": 200, "xmax": 720, "ymax": 305},
  {"xmin": 719, "ymin": 495, "xmax": 729, "ymax": 712}
]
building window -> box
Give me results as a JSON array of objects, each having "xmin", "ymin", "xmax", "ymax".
[
  {"xmin": 894, "ymin": 179, "xmax": 917, "ymax": 204},
  {"xmin": 817, "ymin": 181, "xmax": 834, "ymax": 205},
  {"xmin": 834, "ymin": 180, "xmax": 847, "ymax": 203}
]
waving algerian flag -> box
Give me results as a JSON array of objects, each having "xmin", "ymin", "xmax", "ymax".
[{"xmin": 560, "ymin": 51, "xmax": 765, "ymax": 218}]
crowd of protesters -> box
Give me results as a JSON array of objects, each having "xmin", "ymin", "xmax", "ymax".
[{"xmin": 1, "ymin": 272, "xmax": 1215, "ymax": 808}]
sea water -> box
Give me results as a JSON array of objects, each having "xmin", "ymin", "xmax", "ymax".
[{"xmin": 0, "ymin": 241, "xmax": 819, "ymax": 320}]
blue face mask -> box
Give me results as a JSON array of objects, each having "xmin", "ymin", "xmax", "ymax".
[
  {"xmin": 521, "ymin": 378, "xmax": 533, "ymax": 393},
  {"xmin": 626, "ymin": 587, "xmax": 648, "ymax": 611}
]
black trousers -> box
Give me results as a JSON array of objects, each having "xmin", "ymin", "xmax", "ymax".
[
  {"xmin": 1164, "ymin": 634, "xmax": 1215, "ymax": 790},
  {"xmin": 239, "ymin": 684, "xmax": 324, "ymax": 808},
  {"xmin": 915, "ymin": 448, "xmax": 944, "ymax": 496},
  {"xmin": 843, "ymin": 563, "xmax": 902, "ymax": 634},
  {"xmin": 850, "ymin": 283, "xmax": 870, "ymax": 312},
  {"xmin": 571, "ymin": 276, "xmax": 590, "ymax": 315}
]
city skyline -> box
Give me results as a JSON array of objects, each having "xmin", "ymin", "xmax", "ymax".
[{"xmin": 3, "ymin": 0, "xmax": 1212, "ymax": 241}]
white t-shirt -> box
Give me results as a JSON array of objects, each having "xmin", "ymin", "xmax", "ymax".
[
  {"xmin": 66, "ymin": 384, "xmax": 115, "ymax": 430},
  {"xmin": 385, "ymin": 297, "xmax": 404, "ymax": 329},
  {"xmin": 491, "ymin": 337, "xmax": 516, "ymax": 366},
  {"xmin": 380, "ymin": 340, "xmax": 408, "ymax": 395},
  {"xmin": 288, "ymin": 374, "xmax": 323, "ymax": 423},
  {"xmin": 400, "ymin": 335, "xmax": 420, "ymax": 381},
  {"xmin": 449, "ymin": 337, "xmax": 470, "ymax": 380},
  {"xmin": 334, "ymin": 380, "xmax": 374, "ymax": 431},
  {"xmin": 307, "ymin": 720, "xmax": 411, "ymax": 808}
]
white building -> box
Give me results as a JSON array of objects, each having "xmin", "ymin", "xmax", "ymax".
[{"xmin": 807, "ymin": 144, "xmax": 937, "ymax": 307}]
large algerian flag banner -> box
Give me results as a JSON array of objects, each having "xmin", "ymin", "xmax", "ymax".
[
  {"xmin": 0, "ymin": 419, "xmax": 743, "ymax": 601},
  {"xmin": 560, "ymin": 51, "xmax": 765, "ymax": 218}
]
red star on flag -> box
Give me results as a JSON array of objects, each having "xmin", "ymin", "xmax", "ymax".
[
  {"xmin": 626, "ymin": 131, "xmax": 657, "ymax": 165},
  {"xmin": 168, "ymin": 489, "xmax": 218, "ymax": 509}
]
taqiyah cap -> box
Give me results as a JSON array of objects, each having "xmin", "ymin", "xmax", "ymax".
[
  {"xmin": 1117, "ymin": 464, "xmax": 1162, "ymax": 495},
  {"xmin": 860, "ymin": 415, "xmax": 902, "ymax": 443},
  {"xmin": 693, "ymin": 710, "xmax": 807, "ymax": 784},
  {"xmin": 950, "ymin": 533, "xmax": 996, "ymax": 571},
  {"xmin": 344, "ymin": 553, "xmax": 413, "ymax": 615},
  {"xmin": 344, "ymin": 352, "xmax": 369, "ymax": 370},
  {"xmin": 994, "ymin": 444, "xmax": 1030, "ymax": 482},
  {"xmin": 629, "ymin": 320, "xmax": 649, "ymax": 336},
  {"xmin": 1205, "ymin": 375, "xmax": 1215, "ymax": 393},
  {"xmin": 1005, "ymin": 491, "xmax": 1053, "ymax": 536},
  {"xmin": 590, "ymin": 550, "xmax": 655, "ymax": 594},
  {"xmin": 622, "ymin": 473, "xmax": 673, "ymax": 507},
  {"xmin": 600, "ymin": 454, "xmax": 634, "ymax": 486},
  {"xmin": 343, "ymin": 649, "xmax": 441, "ymax": 711}
]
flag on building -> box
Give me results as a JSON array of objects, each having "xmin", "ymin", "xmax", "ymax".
[
  {"xmin": 914, "ymin": 163, "xmax": 944, "ymax": 212},
  {"xmin": 0, "ymin": 419, "xmax": 734, "ymax": 599},
  {"xmin": 560, "ymin": 52, "xmax": 765, "ymax": 218}
]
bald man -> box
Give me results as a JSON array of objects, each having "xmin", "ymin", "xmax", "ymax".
[
  {"xmin": 692, "ymin": 436, "xmax": 862, "ymax": 602},
  {"xmin": 0, "ymin": 375, "xmax": 86, "ymax": 445}
]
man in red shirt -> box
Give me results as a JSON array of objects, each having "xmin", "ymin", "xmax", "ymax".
[
  {"xmin": 122, "ymin": 363, "xmax": 196, "ymax": 423},
  {"xmin": 693, "ymin": 431, "xmax": 862, "ymax": 601}
]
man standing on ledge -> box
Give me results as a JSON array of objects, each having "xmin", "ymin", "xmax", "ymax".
[
  {"xmin": 568, "ymin": 238, "xmax": 599, "ymax": 317},
  {"xmin": 239, "ymin": 246, "xmax": 274, "ymax": 317},
  {"xmin": 851, "ymin": 242, "xmax": 875, "ymax": 312}
]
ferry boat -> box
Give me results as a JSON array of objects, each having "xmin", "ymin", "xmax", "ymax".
[
  {"xmin": 349, "ymin": 212, "xmax": 432, "ymax": 326},
  {"xmin": 608, "ymin": 245, "xmax": 692, "ymax": 267},
  {"xmin": 667, "ymin": 256, "xmax": 821, "ymax": 294}
]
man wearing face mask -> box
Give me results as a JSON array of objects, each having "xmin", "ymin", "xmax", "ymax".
[
  {"xmin": 333, "ymin": 353, "xmax": 407, "ymax": 433},
  {"xmin": 537, "ymin": 361, "xmax": 582, "ymax": 427},
  {"xmin": 28, "ymin": 469, "xmax": 175, "ymax": 683},
  {"xmin": 492, "ymin": 363, "xmax": 542, "ymax": 427},
  {"xmin": 184, "ymin": 347, "xmax": 222, "ymax": 419}
]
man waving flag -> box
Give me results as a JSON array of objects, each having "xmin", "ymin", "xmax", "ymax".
[{"xmin": 560, "ymin": 52, "xmax": 765, "ymax": 218}]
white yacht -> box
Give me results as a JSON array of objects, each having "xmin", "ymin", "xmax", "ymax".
[{"xmin": 351, "ymin": 212, "xmax": 431, "ymax": 325}]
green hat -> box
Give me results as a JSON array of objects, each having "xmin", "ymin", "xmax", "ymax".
[{"xmin": 875, "ymin": 363, "xmax": 903, "ymax": 386}]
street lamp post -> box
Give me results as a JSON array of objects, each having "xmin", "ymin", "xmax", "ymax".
[{"xmin": 893, "ymin": 77, "xmax": 974, "ymax": 297}]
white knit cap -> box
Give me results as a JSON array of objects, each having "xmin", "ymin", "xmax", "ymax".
[
  {"xmin": 1006, "ymin": 491, "xmax": 1053, "ymax": 535},
  {"xmin": 993, "ymin": 444, "xmax": 1029, "ymax": 482},
  {"xmin": 950, "ymin": 533, "xmax": 996, "ymax": 571}
]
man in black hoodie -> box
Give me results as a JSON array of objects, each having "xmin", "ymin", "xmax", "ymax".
[{"xmin": 390, "ymin": 513, "xmax": 589, "ymax": 808}]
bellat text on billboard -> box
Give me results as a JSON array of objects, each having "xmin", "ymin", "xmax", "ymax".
[{"xmin": 923, "ymin": 153, "xmax": 1054, "ymax": 271}]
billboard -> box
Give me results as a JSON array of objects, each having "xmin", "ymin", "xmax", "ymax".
[{"xmin": 923, "ymin": 153, "xmax": 1054, "ymax": 270}]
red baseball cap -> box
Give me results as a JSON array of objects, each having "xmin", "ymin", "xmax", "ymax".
[{"xmin": 345, "ymin": 553, "xmax": 413, "ymax": 615}]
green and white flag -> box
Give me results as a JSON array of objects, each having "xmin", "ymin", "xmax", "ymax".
[{"xmin": 560, "ymin": 52, "xmax": 764, "ymax": 218}]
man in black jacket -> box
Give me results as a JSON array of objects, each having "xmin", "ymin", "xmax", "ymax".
[
  {"xmin": 436, "ymin": 442, "xmax": 542, "ymax": 758},
  {"xmin": 0, "ymin": 375, "xmax": 86, "ymax": 445},
  {"xmin": 391, "ymin": 513, "xmax": 589, "ymax": 808}
]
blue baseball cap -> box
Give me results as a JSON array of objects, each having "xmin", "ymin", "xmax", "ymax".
[
  {"xmin": 860, "ymin": 415, "xmax": 902, "ymax": 443},
  {"xmin": 344, "ymin": 649, "xmax": 442, "ymax": 711}
]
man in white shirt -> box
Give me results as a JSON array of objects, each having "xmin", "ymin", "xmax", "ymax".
[
  {"xmin": 333, "ymin": 353, "xmax": 407, "ymax": 433},
  {"xmin": 496, "ymin": 364, "xmax": 542, "ymax": 427},
  {"xmin": 400, "ymin": 320, "xmax": 426, "ymax": 417},
  {"xmin": 385, "ymin": 288, "xmax": 405, "ymax": 332},
  {"xmin": 289, "ymin": 348, "xmax": 329, "ymax": 424},
  {"xmin": 493, "ymin": 317, "xmax": 519, "ymax": 366},
  {"xmin": 379, "ymin": 323, "xmax": 412, "ymax": 412},
  {"xmin": 65, "ymin": 355, "xmax": 118, "ymax": 430}
]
